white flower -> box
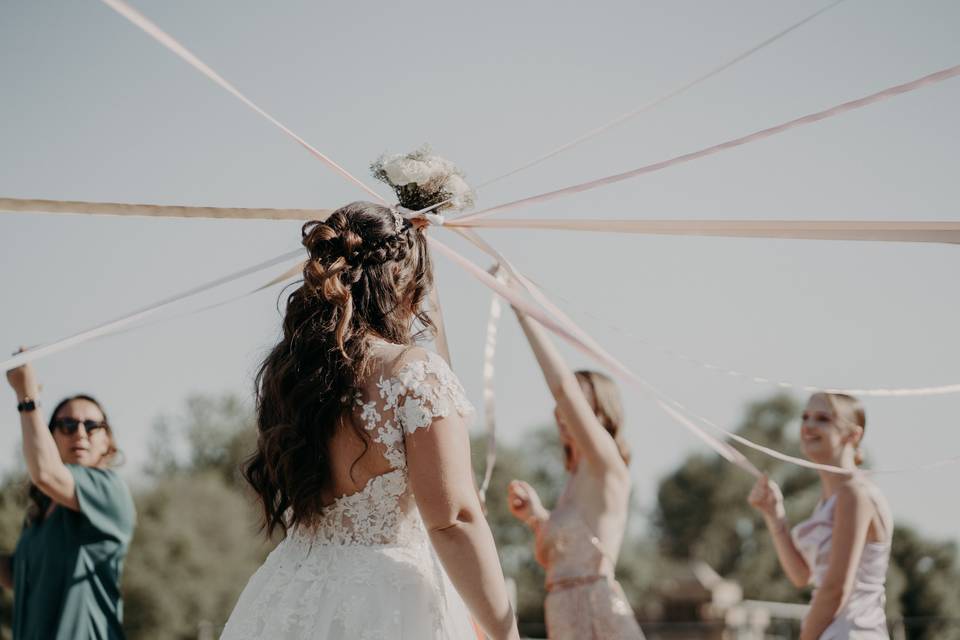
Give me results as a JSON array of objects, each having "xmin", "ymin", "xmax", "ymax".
[
  {"xmin": 360, "ymin": 401, "xmax": 381, "ymax": 425},
  {"xmin": 377, "ymin": 378, "xmax": 405, "ymax": 408},
  {"xmin": 373, "ymin": 146, "xmax": 475, "ymax": 212},
  {"xmin": 425, "ymin": 156, "xmax": 456, "ymax": 176},
  {"xmin": 383, "ymin": 157, "xmax": 435, "ymax": 186},
  {"xmin": 442, "ymin": 174, "xmax": 475, "ymax": 211}
]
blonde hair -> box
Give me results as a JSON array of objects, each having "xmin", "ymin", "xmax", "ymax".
[
  {"xmin": 813, "ymin": 392, "xmax": 866, "ymax": 466},
  {"xmin": 574, "ymin": 370, "xmax": 630, "ymax": 465}
]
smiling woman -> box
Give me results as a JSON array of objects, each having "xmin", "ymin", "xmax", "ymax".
[
  {"xmin": 748, "ymin": 392, "xmax": 894, "ymax": 639},
  {"xmin": 2, "ymin": 358, "xmax": 136, "ymax": 640}
]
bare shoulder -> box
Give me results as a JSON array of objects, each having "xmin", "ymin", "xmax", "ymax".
[
  {"xmin": 834, "ymin": 479, "xmax": 873, "ymax": 512},
  {"xmin": 366, "ymin": 341, "xmax": 429, "ymax": 374}
]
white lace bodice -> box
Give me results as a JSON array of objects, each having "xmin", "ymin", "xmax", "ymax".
[
  {"xmin": 291, "ymin": 348, "xmax": 474, "ymax": 548},
  {"xmin": 221, "ymin": 347, "xmax": 479, "ymax": 640}
]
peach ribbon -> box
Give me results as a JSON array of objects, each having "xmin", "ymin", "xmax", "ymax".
[
  {"xmin": 435, "ymin": 231, "xmax": 960, "ymax": 477},
  {"xmin": 0, "ymin": 249, "xmax": 303, "ymax": 371},
  {"xmin": 448, "ymin": 218, "xmax": 960, "ymax": 245},
  {"xmin": 454, "ymin": 63, "xmax": 960, "ymax": 223},
  {"xmin": 0, "ymin": 197, "xmax": 330, "ymax": 221},
  {"xmin": 472, "ymin": 0, "xmax": 849, "ymax": 192},
  {"xmin": 99, "ymin": 0, "xmax": 386, "ymax": 204}
]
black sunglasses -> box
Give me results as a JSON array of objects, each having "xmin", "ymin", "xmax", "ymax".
[{"xmin": 52, "ymin": 418, "xmax": 108, "ymax": 435}]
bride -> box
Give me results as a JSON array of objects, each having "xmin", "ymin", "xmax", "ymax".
[{"xmin": 220, "ymin": 201, "xmax": 519, "ymax": 639}]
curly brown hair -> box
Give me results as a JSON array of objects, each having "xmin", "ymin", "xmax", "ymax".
[{"xmin": 245, "ymin": 201, "xmax": 435, "ymax": 537}]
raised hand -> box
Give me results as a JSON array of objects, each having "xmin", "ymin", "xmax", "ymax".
[
  {"xmin": 507, "ymin": 480, "xmax": 546, "ymax": 525},
  {"xmin": 748, "ymin": 473, "xmax": 786, "ymax": 521},
  {"xmin": 6, "ymin": 348, "xmax": 40, "ymax": 399}
]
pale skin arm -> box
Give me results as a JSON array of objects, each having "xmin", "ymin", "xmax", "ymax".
[
  {"xmin": 800, "ymin": 484, "xmax": 874, "ymax": 640},
  {"xmin": 406, "ymin": 411, "xmax": 520, "ymax": 640},
  {"xmin": 507, "ymin": 480, "xmax": 551, "ymax": 567},
  {"xmin": 507, "ymin": 480, "xmax": 549, "ymax": 528},
  {"xmin": 6, "ymin": 359, "xmax": 80, "ymax": 511},
  {"xmin": 0, "ymin": 554, "xmax": 12, "ymax": 590},
  {"xmin": 748, "ymin": 474, "xmax": 811, "ymax": 587},
  {"xmin": 514, "ymin": 311, "xmax": 626, "ymax": 475}
]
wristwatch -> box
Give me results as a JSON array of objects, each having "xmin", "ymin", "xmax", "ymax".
[{"xmin": 16, "ymin": 397, "xmax": 38, "ymax": 413}]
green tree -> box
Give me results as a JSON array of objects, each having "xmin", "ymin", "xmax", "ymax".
[
  {"xmin": 0, "ymin": 473, "xmax": 27, "ymax": 640},
  {"xmin": 123, "ymin": 393, "xmax": 272, "ymax": 640},
  {"xmin": 891, "ymin": 525, "xmax": 960, "ymax": 639},
  {"xmin": 122, "ymin": 471, "xmax": 271, "ymax": 639}
]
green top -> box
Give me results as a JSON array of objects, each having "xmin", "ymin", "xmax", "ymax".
[{"xmin": 12, "ymin": 465, "xmax": 136, "ymax": 640}]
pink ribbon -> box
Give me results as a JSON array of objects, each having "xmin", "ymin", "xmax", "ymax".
[
  {"xmin": 439, "ymin": 229, "xmax": 960, "ymax": 477},
  {"xmin": 448, "ymin": 218, "xmax": 960, "ymax": 245},
  {"xmin": 431, "ymin": 232, "xmax": 763, "ymax": 477},
  {"xmin": 0, "ymin": 249, "xmax": 303, "ymax": 371},
  {"xmin": 454, "ymin": 63, "xmax": 960, "ymax": 224},
  {"xmin": 472, "ymin": 0, "xmax": 848, "ymax": 192},
  {"xmin": 99, "ymin": 0, "xmax": 386, "ymax": 204},
  {"xmin": 0, "ymin": 197, "xmax": 331, "ymax": 221},
  {"xmin": 521, "ymin": 281, "xmax": 960, "ymax": 398}
]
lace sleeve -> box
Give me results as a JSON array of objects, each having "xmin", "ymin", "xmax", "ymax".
[{"xmin": 387, "ymin": 350, "xmax": 474, "ymax": 435}]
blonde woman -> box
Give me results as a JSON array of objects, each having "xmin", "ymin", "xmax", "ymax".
[
  {"xmin": 749, "ymin": 392, "xmax": 893, "ymax": 639},
  {"xmin": 506, "ymin": 310, "xmax": 643, "ymax": 640}
]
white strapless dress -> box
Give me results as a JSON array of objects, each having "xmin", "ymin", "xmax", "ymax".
[{"xmin": 220, "ymin": 350, "xmax": 478, "ymax": 640}]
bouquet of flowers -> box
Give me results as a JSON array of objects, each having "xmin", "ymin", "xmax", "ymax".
[{"xmin": 371, "ymin": 145, "xmax": 476, "ymax": 213}]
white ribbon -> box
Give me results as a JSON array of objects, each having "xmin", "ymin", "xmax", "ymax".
[
  {"xmin": 0, "ymin": 249, "xmax": 303, "ymax": 371},
  {"xmin": 525, "ymin": 280, "xmax": 960, "ymax": 398},
  {"xmin": 478, "ymin": 276, "xmax": 504, "ymax": 502}
]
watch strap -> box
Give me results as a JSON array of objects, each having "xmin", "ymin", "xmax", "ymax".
[{"xmin": 17, "ymin": 398, "xmax": 38, "ymax": 413}]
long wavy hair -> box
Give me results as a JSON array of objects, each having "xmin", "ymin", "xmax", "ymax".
[
  {"xmin": 245, "ymin": 201, "xmax": 435, "ymax": 537},
  {"xmin": 27, "ymin": 394, "xmax": 119, "ymax": 525}
]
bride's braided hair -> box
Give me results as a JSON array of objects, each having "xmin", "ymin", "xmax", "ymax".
[{"xmin": 245, "ymin": 201, "xmax": 434, "ymax": 536}]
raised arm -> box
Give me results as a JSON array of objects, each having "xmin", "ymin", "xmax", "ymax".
[
  {"xmin": 6, "ymin": 359, "xmax": 79, "ymax": 510},
  {"xmin": 514, "ymin": 310, "xmax": 625, "ymax": 473},
  {"xmin": 800, "ymin": 484, "xmax": 874, "ymax": 640},
  {"xmin": 748, "ymin": 474, "xmax": 811, "ymax": 587}
]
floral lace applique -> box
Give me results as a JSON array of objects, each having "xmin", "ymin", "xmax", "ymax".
[
  {"xmin": 219, "ymin": 349, "xmax": 477, "ymax": 639},
  {"xmin": 388, "ymin": 351, "xmax": 474, "ymax": 436}
]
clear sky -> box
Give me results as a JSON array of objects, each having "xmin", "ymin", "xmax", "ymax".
[{"xmin": 1, "ymin": 0, "xmax": 958, "ymax": 545}]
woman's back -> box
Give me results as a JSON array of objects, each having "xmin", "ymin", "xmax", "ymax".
[
  {"xmin": 220, "ymin": 344, "xmax": 479, "ymax": 639},
  {"xmin": 307, "ymin": 340, "xmax": 474, "ymax": 546}
]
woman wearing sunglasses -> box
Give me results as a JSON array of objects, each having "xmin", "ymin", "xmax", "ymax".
[{"xmin": 2, "ymin": 357, "xmax": 136, "ymax": 640}]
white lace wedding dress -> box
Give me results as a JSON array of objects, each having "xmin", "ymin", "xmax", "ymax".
[{"xmin": 220, "ymin": 347, "xmax": 478, "ymax": 639}]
